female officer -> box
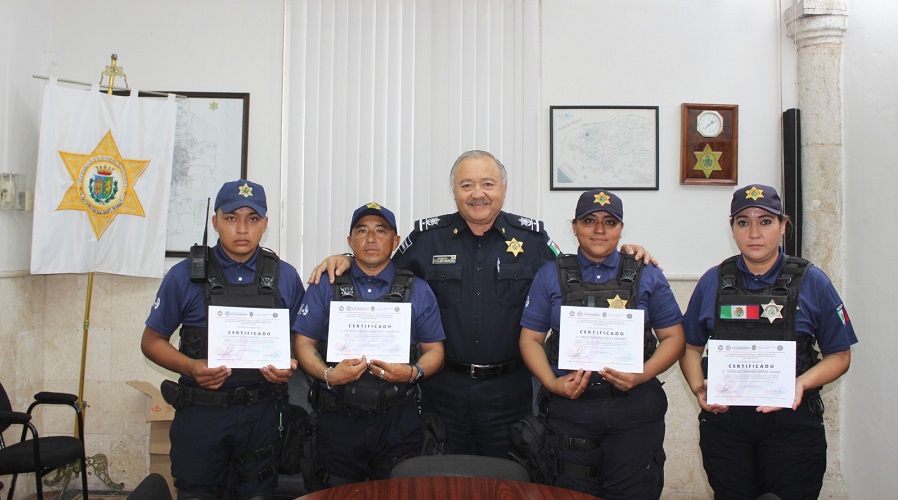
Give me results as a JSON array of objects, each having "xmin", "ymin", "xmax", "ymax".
[
  {"xmin": 520, "ymin": 189, "xmax": 685, "ymax": 499},
  {"xmin": 679, "ymin": 184, "xmax": 857, "ymax": 499}
]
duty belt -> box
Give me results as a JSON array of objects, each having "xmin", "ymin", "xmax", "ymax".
[
  {"xmin": 579, "ymin": 382, "xmax": 628, "ymax": 400},
  {"xmin": 161, "ymin": 380, "xmax": 285, "ymax": 409},
  {"xmin": 445, "ymin": 358, "xmax": 521, "ymax": 380},
  {"xmin": 316, "ymin": 386, "xmax": 414, "ymax": 415}
]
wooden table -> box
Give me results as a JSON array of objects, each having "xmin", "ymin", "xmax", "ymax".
[{"xmin": 297, "ymin": 476, "xmax": 600, "ymax": 499}]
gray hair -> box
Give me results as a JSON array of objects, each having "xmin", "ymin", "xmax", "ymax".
[{"xmin": 449, "ymin": 150, "xmax": 508, "ymax": 187}]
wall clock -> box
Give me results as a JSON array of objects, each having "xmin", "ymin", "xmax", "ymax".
[{"xmin": 680, "ymin": 103, "xmax": 738, "ymax": 185}]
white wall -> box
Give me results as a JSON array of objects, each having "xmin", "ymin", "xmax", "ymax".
[
  {"xmin": 540, "ymin": 0, "xmax": 796, "ymax": 276},
  {"xmin": 842, "ymin": 0, "xmax": 898, "ymax": 496},
  {"xmin": 0, "ymin": 0, "xmax": 50, "ymax": 273}
]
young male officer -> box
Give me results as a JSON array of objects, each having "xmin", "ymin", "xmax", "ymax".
[
  {"xmin": 294, "ymin": 202, "xmax": 445, "ymax": 486},
  {"xmin": 141, "ymin": 180, "xmax": 305, "ymax": 500}
]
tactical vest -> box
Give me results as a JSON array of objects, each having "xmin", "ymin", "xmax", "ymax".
[
  {"xmin": 318, "ymin": 270, "xmax": 418, "ymax": 412},
  {"xmin": 546, "ymin": 254, "xmax": 657, "ymax": 364},
  {"xmin": 179, "ymin": 247, "xmax": 281, "ymax": 385},
  {"xmin": 711, "ymin": 255, "xmax": 819, "ymax": 376}
]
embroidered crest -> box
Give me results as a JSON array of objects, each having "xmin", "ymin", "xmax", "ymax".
[
  {"xmin": 518, "ymin": 216, "xmax": 538, "ymax": 230},
  {"xmin": 594, "ymin": 192, "xmax": 611, "ymax": 206},
  {"xmin": 419, "ymin": 216, "xmax": 441, "ymax": 231},
  {"xmin": 238, "ymin": 182, "xmax": 254, "ymax": 198},
  {"xmin": 506, "ymin": 238, "xmax": 524, "ymax": 257},
  {"xmin": 745, "ymin": 186, "xmax": 764, "ymax": 201}
]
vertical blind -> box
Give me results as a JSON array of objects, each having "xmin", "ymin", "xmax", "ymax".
[{"xmin": 282, "ymin": 0, "xmax": 539, "ymax": 275}]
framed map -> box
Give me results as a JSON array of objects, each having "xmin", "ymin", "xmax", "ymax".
[
  {"xmin": 164, "ymin": 92, "xmax": 249, "ymax": 256},
  {"xmin": 550, "ymin": 106, "xmax": 659, "ymax": 191}
]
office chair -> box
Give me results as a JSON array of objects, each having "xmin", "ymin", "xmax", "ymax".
[
  {"xmin": 390, "ymin": 454, "xmax": 530, "ymax": 482},
  {"xmin": 0, "ymin": 381, "xmax": 89, "ymax": 500},
  {"xmin": 127, "ymin": 473, "xmax": 172, "ymax": 500}
]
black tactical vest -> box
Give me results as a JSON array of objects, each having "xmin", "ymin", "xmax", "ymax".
[
  {"xmin": 320, "ymin": 270, "xmax": 418, "ymax": 410},
  {"xmin": 711, "ymin": 255, "xmax": 820, "ymax": 376},
  {"xmin": 546, "ymin": 254, "xmax": 657, "ymax": 364},
  {"xmin": 179, "ymin": 247, "xmax": 281, "ymax": 385}
]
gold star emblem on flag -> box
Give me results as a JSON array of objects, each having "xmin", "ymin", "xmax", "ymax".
[
  {"xmin": 57, "ymin": 130, "xmax": 149, "ymax": 239},
  {"xmin": 607, "ymin": 295, "xmax": 627, "ymax": 309},
  {"xmin": 506, "ymin": 238, "xmax": 524, "ymax": 257},
  {"xmin": 745, "ymin": 186, "xmax": 764, "ymax": 201},
  {"xmin": 693, "ymin": 145, "xmax": 723, "ymax": 178},
  {"xmin": 761, "ymin": 300, "xmax": 784, "ymax": 323}
]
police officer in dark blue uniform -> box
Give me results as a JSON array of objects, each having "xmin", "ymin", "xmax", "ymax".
[
  {"xmin": 142, "ymin": 180, "xmax": 305, "ymax": 500},
  {"xmin": 679, "ymin": 184, "xmax": 857, "ymax": 500},
  {"xmin": 294, "ymin": 202, "xmax": 445, "ymax": 486},
  {"xmin": 309, "ymin": 150, "xmax": 654, "ymax": 458},
  {"xmin": 520, "ymin": 189, "xmax": 684, "ymax": 499}
]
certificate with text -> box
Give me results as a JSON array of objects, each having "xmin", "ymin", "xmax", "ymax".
[
  {"xmin": 707, "ymin": 339, "xmax": 796, "ymax": 407},
  {"xmin": 327, "ymin": 302, "xmax": 412, "ymax": 364},
  {"xmin": 557, "ymin": 306, "xmax": 644, "ymax": 372},
  {"xmin": 207, "ymin": 306, "xmax": 291, "ymax": 369}
]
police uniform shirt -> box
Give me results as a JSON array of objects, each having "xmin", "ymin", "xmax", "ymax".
[
  {"xmin": 292, "ymin": 260, "xmax": 446, "ymax": 348},
  {"xmin": 521, "ymin": 249, "xmax": 683, "ymax": 376},
  {"xmin": 684, "ymin": 252, "xmax": 859, "ymax": 355},
  {"xmin": 146, "ymin": 244, "xmax": 305, "ymax": 337},
  {"xmin": 393, "ymin": 211, "xmax": 557, "ymax": 365}
]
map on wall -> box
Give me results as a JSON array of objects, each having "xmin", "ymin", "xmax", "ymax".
[
  {"xmin": 165, "ymin": 92, "xmax": 249, "ymax": 255},
  {"xmin": 550, "ymin": 106, "xmax": 658, "ymax": 190}
]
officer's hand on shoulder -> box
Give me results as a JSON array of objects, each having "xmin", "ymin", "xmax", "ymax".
[
  {"xmin": 191, "ymin": 360, "xmax": 231, "ymax": 390},
  {"xmin": 307, "ymin": 254, "xmax": 353, "ymax": 285}
]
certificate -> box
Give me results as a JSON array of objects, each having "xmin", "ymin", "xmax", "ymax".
[
  {"xmin": 327, "ymin": 302, "xmax": 412, "ymax": 364},
  {"xmin": 707, "ymin": 339, "xmax": 796, "ymax": 407},
  {"xmin": 557, "ymin": 305, "xmax": 644, "ymax": 372},
  {"xmin": 207, "ymin": 306, "xmax": 291, "ymax": 369}
]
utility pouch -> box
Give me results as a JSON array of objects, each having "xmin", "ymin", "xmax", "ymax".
[
  {"xmin": 508, "ymin": 414, "xmax": 557, "ymax": 484},
  {"xmin": 342, "ymin": 376, "xmax": 385, "ymax": 411},
  {"xmin": 419, "ymin": 412, "xmax": 449, "ymax": 456},
  {"xmin": 160, "ymin": 379, "xmax": 187, "ymax": 410}
]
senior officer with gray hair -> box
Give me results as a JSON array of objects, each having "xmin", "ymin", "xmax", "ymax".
[{"xmin": 310, "ymin": 150, "xmax": 654, "ymax": 457}]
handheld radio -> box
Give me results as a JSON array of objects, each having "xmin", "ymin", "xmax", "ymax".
[{"xmin": 189, "ymin": 198, "xmax": 211, "ymax": 283}]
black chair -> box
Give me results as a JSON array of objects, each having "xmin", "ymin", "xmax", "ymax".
[
  {"xmin": 127, "ymin": 473, "xmax": 171, "ymax": 500},
  {"xmin": 0, "ymin": 382, "xmax": 89, "ymax": 500},
  {"xmin": 390, "ymin": 454, "xmax": 530, "ymax": 482}
]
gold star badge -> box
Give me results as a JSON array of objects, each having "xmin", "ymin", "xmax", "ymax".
[
  {"xmin": 506, "ymin": 238, "xmax": 524, "ymax": 257},
  {"xmin": 607, "ymin": 295, "xmax": 627, "ymax": 309},
  {"xmin": 209, "ymin": 101, "xmax": 219, "ymax": 111},
  {"xmin": 365, "ymin": 202, "xmax": 382, "ymax": 210},
  {"xmin": 745, "ymin": 186, "xmax": 764, "ymax": 201},
  {"xmin": 57, "ymin": 130, "xmax": 149, "ymax": 239},
  {"xmin": 761, "ymin": 300, "xmax": 784, "ymax": 323},
  {"xmin": 693, "ymin": 145, "xmax": 723, "ymax": 178},
  {"xmin": 238, "ymin": 183, "xmax": 254, "ymax": 198},
  {"xmin": 594, "ymin": 192, "xmax": 611, "ymax": 206}
]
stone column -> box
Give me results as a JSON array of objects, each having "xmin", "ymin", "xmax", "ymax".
[{"xmin": 785, "ymin": 0, "xmax": 848, "ymax": 290}]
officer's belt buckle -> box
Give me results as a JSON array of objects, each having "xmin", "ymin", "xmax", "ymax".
[
  {"xmin": 469, "ymin": 363, "xmax": 493, "ymax": 378},
  {"xmin": 228, "ymin": 386, "xmax": 248, "ymax": 406}
]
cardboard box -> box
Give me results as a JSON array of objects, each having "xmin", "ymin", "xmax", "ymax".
[{"xmin": 128, "ymin": 380, "xmax": 176, "ymax": 498}]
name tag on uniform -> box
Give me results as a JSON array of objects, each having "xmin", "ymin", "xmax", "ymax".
[{"xmin": 432, "ymin": 255, "xmax": 457, "ymax": 265}]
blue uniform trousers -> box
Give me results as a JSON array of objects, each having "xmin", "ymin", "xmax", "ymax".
[
  {"xmin": 548, "ymin": 377, "xmax": 668, "ymax": 500},
  {"xmin": 698, "ymin": 399, "xmax": 826, "ymax": 500},
  {"xmin": 316, "ymin": 397, "xmax": 422, "ymax": 482},
  {"xmin": 420, "ymin": 367, "xmax": 532, "ymax": 458},
  {"xmin": 169, "ymin": 398, "xmax": 280, "ymax": 498}
]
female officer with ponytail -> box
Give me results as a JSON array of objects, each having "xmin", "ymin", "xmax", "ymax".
[{"xmin": 679, "ymin": 184, "xmax": 858, "ymax": 499}]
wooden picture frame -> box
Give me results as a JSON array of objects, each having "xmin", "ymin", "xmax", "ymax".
[
  {"xmin": 550, "ymin": 106, "xmax": 659, "ymax": 190},
  {"xmin": 680, "ymin": 103, "xmax": 738, "ymax": 185}
]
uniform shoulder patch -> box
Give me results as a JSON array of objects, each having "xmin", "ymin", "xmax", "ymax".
[
  {"xmin": 505, "ymin": 212, "xmax": 543, "ymax": 233},
  {"xmin": 415, "ymin": 213, "xmax": 454, "ymax": 232}
]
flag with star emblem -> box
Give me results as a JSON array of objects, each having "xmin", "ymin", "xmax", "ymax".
[{"xmin": 30, "ymin": 80, "xmax": 177, "ymax": 277}]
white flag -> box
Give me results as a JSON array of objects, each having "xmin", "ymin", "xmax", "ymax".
[{"xmin": 30, "ymin": 80, "xmax": 177, "ymax": 277}]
